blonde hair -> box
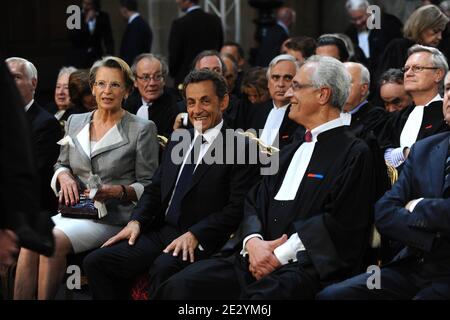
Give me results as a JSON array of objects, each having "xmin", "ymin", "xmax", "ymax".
[
  {"xmin": 403, "ymin": 5, "xmax": 449, "ymax": 43},
  {"xmin": 89, "ymin": 56, "xmax": 134, "ymax": 91}
]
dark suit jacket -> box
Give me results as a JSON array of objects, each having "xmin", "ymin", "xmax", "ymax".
[
  {"xmin": 239, "ymin": 126, "xmax": 375, "ymax": 281},
  {"xmin": 124, "ymin": 89, "xmax": 179, "ymax": 138},
  {"xmin": 120, "ymin": 15, "xmax": 153, "ymax": 66},
  {"xmin": 246, "ymin": 100, "xmax": 301, "ymax": 149},
  {"xmin": 375, "ymin": 131, "xmax": 450, "ymax": 275},
  {"xmin": 26, "ymin": 102, "xmax": 63, "ymax": 213},
  {"xmin": 168, "ymin": 9, "xmax": 223, "ymax": 86},
  {"xmin": 0, "ymin": 61, "xmax": 54, "ymax": 256},
  {"xmin": 67, "ymin": 10, "xmax": 114, "ymax": 68},
  {"xmin": 378, "ymin": 100, "xmax": 448, "ymax": 150},
  {"xmin": 131, "ymin": 125, "xmax": 260, "ymax": 255},
  {"xmin": 346, "ymin": 12, "xmax": 403, "ymax": 73},
  {"xmin": 255, "ymin": 23, "xmax": 288, "ymax": 67}
]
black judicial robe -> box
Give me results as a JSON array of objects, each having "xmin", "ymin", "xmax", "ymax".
[
  {"xmin": 349, "ymin": 101, "xmax": 388, "ymax": 138},
  {"xmin": 378, "ymin": 100, "xmax": 448, "ymax": 150},
  {"xmin": 240, "ymin": 126, "xmax": 374, "ymax": 282}
]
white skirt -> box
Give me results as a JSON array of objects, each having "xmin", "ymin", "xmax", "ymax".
[{"xmin": 52, "ymin": 214, "xmax": 122, "ymax": 254}]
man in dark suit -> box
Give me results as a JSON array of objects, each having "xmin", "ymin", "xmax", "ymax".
[
  {"xmin": 0, "ymin": 60, "xmax": 55, "ymax": 270},
  {"xmin": 125, "ymin": 54, "xmax": 179, "ymax": 139},
  {"xmin": 255, "ymin": 7, "xmax": 296, "ymax": 67},
  {"xmin": 168, "ymin": 0, "xmax": 223, "ymax": 88},
  {"xmin": 317, "ymin": 71, "xmax": 450, "ymax": 300},
  {"xmin": 83, "ymin": 69, "xmax": 260, "ymax": 299},
  {"xmin": 344, "ymin": 0, "xmax": 402, "ymax": 74},
  {"xmin": 119, "ymin": 0, "xmax": 153, "ymax": 66},
  {"xmin": 246, "ymin": 54, "xmax": 301, "ymax": 149},
  {"xmin": 154, "ymin": 55, "xmax": 375, "ymax": 300},
  {"xmin": 6, "ymin": 58, "xmax": 62, "ymax": 214},
  {"xmin": 67, "ymin": 0, "xmax": 114, "ymax": 68},
  {"xmin": 380, "ymin": 45, "xmax": 448, "ymax": 169},
  {"xmin": 341, "ymin": 62, "xmax": 387, "ymax": 137}
]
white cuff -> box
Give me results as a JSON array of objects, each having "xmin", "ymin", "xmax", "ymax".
[
  {"xmin": 273, "ymin": 233, "xmax": 305, "ymax": 265},
  {"xmin": 51, "ymin": 167, "xmax": 70, "ymax": 196},
  {"xmin": 240, "ymin": 234, "xmax": 263, "ymax": 257},
  {"xmin": 408, "ymin": 198, "xmax": 424, "ymax": 212},
  {"xmin": 384, "ymin": 147, "xmax": 405, "ymax": 168},
  {"xmin": 130, "ymin": 182, "xmax": 145, "ymax": 200}
]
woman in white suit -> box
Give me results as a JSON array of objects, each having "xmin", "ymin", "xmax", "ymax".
[{"xmin": 14, "ymin": 56, "xmax": 159, "ymax": 299}]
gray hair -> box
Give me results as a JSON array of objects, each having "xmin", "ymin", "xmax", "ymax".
[
  {"xmin": 5, "ymin": 57, "xmax": 38, "ymax": 81},
  {"xmin": 305, "ymin": 55, "xmax": 351, "ymax": 110},
  {"xmin": 379, "ymin": 68, "xmax": 404, "ymax": 86},
  {"xmin": 266, "ymin": 54, "xmax": 298, "ymax": 79},
  {"xmin": 57, "ymin": 66, "xmax": 77, "ymax": 80},
  {"xmin": 131, "ymin": 53, "xmax": 169, "ymax": 78},
  {"xmin": 408, "ymin": 44, "xmax": 449, "ymax": 73},
  {"xmin": 345, "ymin": 0, "xmax": 370, "ymax": 11}
]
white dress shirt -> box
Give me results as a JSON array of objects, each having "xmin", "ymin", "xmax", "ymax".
[
  {"xmin": 385, "ymin": 94, "xmax": 442, "ymax": 167},
  {"xmin": 242, "ymin": 117, "xmax": 345, "ymax": 265},
  {"xmin": 260, "ymin": 102, "xmax": 288, "ymax": 146},
  {"xmin": 128, "ymin": 13, "xmax": 139, "ymax": 24}
]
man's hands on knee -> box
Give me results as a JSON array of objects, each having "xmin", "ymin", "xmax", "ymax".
[
  {"xmin": 163, "ymin": 231, "xmax": 199, "ymax": 263},
  {"xmin": 246, "ymin": 234, "xmax": 287, "ymax": 280},
  {"xmin": 101, "ymin": 220, "xmax": 141, "ymax": 247}
]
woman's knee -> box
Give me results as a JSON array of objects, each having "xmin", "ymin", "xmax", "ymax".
[{"xmin": 52, "ymin": 228, "xmax": 73, "ymax": 257}]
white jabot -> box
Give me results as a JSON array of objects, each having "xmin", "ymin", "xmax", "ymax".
[
  {"xmin": 55, "ymin": 109, "xmax": 67, "ymax": 120},
  {"xmin": 358, "ymin": 31, "xmax": 370, "ymax": 58},
  {"xmin": 275, "ymin": 117, "xmax": 344, "ymax": 201},
  {"xmin": 24, "ymin": 99, "xmax": 34, "ymax": 112},
  {"xmin": 136, "ymin": 99, "xmax": 152, "ymax": 120},
  {"xmin": 128, "ymin": 13, "xmax": 139, "ymax": 24},
  {"xmin": 400, "ymin": 94, "xmax": 442, "ymax": 148},
  {"xmin": 260, "ymin": 102, "xmax": 288, "ymax": 146}
]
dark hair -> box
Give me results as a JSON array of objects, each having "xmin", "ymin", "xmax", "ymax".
[
  {"xmin": 119, "ymin": 0, "xmax": 137, "ymax": 11},
  {"xmin": 379, "ymin": 68, "xmax": 405, "ymax": 87},
  {"xmin": 316, "ymin": 35, "xmax": 349, "ymax": 62},
  {"xmin": 285, "ymin": 36, "xmax": 317, "ymax": 60},
  {"xmin": 240, "ymin": 66, "xmax": 269, "ymax": 97},
  {"xmin": 191, "ymin": 50, "xmax": 227, "ymax": 76},
  {"xmin": 182, "ymin": 69, "xmax": 228, "ymax": 101},
  {"xmin": 222, "ymin": 41, "xmax": 245, "ymax": 59},
  {"xmin": 69, "ymin": 70, "xmax": 91, "ymax": 107}
]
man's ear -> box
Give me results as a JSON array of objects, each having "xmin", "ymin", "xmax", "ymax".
[
  {"xmin": 31, "ymin": 78, "xmax": 37, "ymax": 90},
  {"xmin": 435, "ymin": 69, "xmax": 445, "ymax": 83},
  {"xmin": 361, "ymin": 83, "xmax": 369, "ymax": 98},
  {"xmin": 219, "ymin": 93, "xmax": 230, "ymax": 112},
  {"xmin": 318, "ymin": 87, "xmax": 332, "ymax": 105}
]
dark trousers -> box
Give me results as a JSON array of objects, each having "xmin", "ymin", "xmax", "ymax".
[
  {"xmin": 83, "ymin": 225, "xmax": 202, "ymax": 299},
  {"xmin": 154, "ymin": 252, "xmax": 321, "ymax": 300},
  {"xmin": 317, "ymin": 260, "xmax": 450, "ymax": 300}
]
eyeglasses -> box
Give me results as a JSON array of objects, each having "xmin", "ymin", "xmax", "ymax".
[
  {"xmin": 291, "ymin": 82, "xmax": 314, "ymax": 91},
  {"xmin": 136, "ymin": 74, "xmax": 164, "ymax": 83},
  {"xmin": 94, "ymin": 81, "xmax": 123, "ymax": 90},
  {"xmin": 401, "ymin": 65, "xmax": 439, "ymax": 73}
]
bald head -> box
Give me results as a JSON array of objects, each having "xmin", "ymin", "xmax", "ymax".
[
  {"xmin": 343, "ymin": 62, "xmax": 370, "ymax": 112},
  {"xmin": 277, "ymin": 7, "xmax": 296, "ymax": 28}
]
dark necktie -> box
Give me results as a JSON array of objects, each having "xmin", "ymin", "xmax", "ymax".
[
  {"xmin": 165, "ymin": 135, "xmax": 204, "ymax": 226},
  {"xmin": 304, "ymin": 130, "xmax": 312, "ymax": 143},
  {"xmin": 444, "ymin": 138, "xmax": 450, "ymax": 198}
]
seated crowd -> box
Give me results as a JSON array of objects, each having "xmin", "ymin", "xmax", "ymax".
[{"xmin": 1, "ymin": 0, "xmax": 450, "ymax": 300}]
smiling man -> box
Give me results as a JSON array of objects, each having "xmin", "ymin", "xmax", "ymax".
[
  {"xmin": 84, "ymin": 69, "xmax": 259, "ymax": 299},
  {"xmin": 154, "ymin": 55, "xmax": 375, "ymax": 300}
]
